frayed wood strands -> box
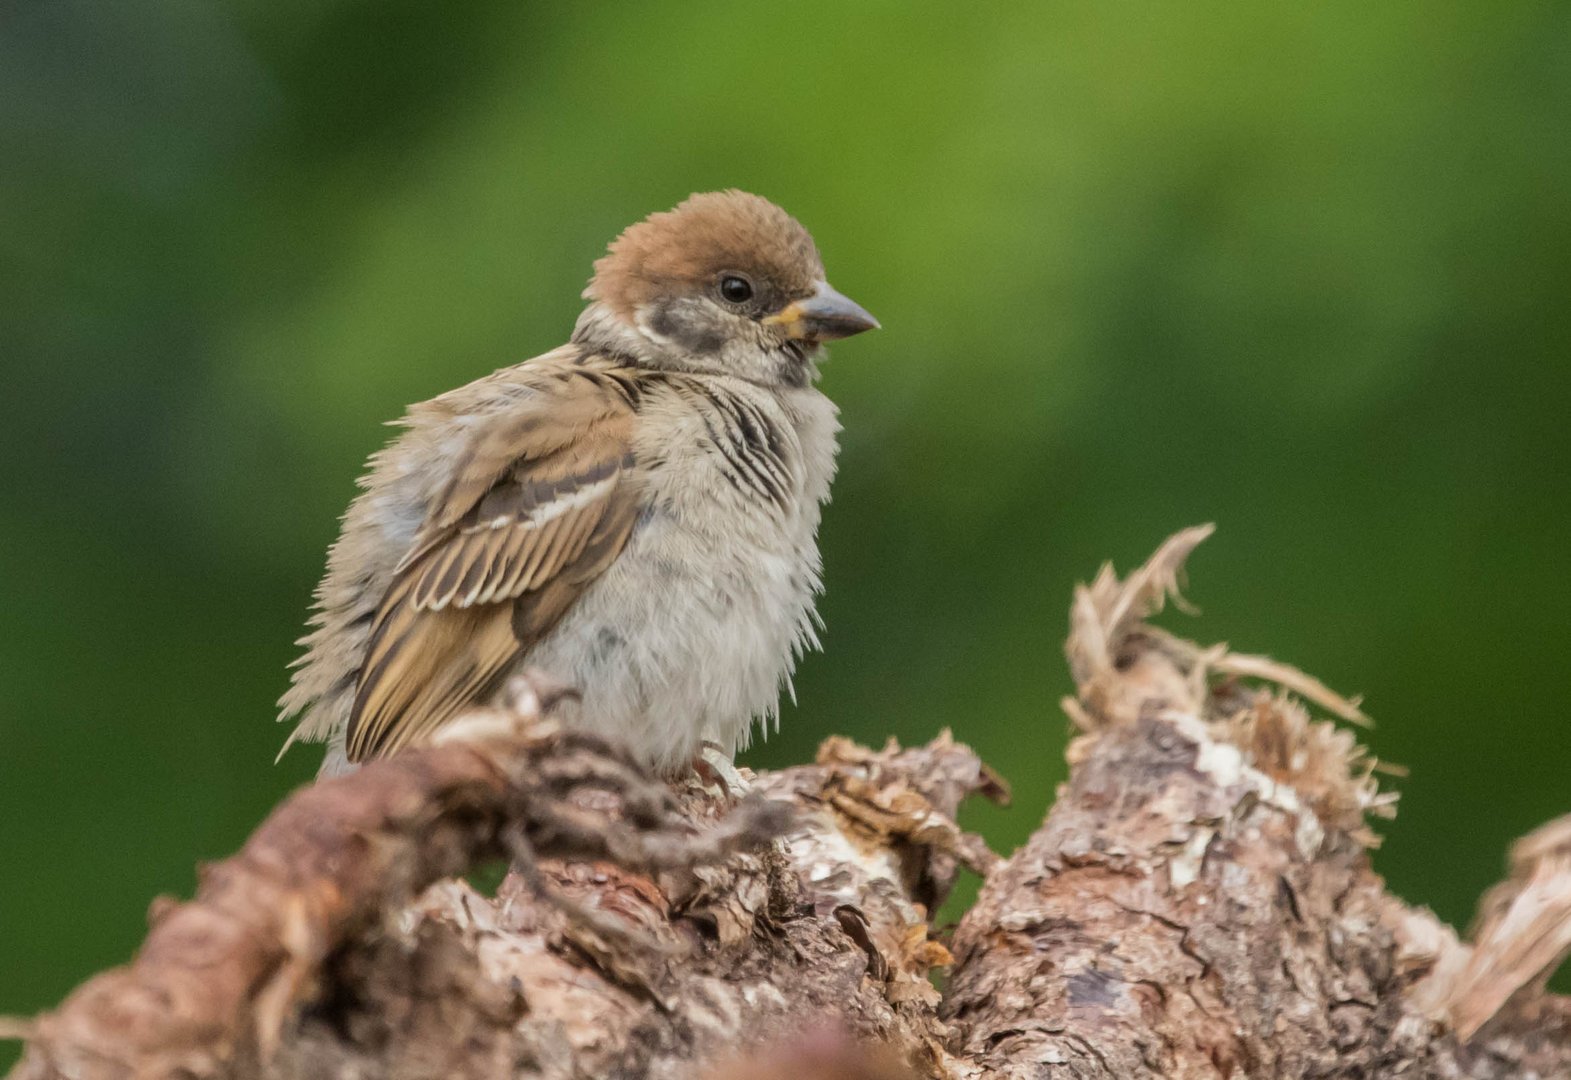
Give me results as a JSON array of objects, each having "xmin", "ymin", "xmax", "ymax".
[{"xmin": 12, "ymin": 530, "xmax": 1571, "ymax": 1079}]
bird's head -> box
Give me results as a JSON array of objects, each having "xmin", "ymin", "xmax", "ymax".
[{"xmin": 579, "ymin": 190, "xmax": 878, "ymax": 385}]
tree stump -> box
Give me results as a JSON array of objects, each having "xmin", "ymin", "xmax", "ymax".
[{"xmin": 9, "ymin": 528, "xmax": 1571, "ymax": 1079}]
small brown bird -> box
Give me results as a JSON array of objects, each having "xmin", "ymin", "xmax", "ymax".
[{"xmin": 278, "ymin": 191, "xmax": 877, "ymax": 776}]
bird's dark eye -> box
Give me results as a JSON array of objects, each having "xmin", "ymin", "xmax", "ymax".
[{"xmin": 719, "ymin": 275, "xmax": 754, "ymax": 304}]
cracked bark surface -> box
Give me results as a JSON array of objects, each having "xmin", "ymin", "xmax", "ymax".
[{"xmin": 9, "ymin": 528, "xmax": 1571, "ymax": 1079}]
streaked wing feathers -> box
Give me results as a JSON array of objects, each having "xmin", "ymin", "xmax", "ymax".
[{"xmin": 345, "ymin": 370, "xmax": 641, "ymax": 762}]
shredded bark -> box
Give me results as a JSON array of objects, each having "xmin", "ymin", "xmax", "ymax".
[
  {"xmin": 8, "ymin": 531, "xmax": 1571, "ymax": 1079},
  {"xmin": 944, "ymin": 528, "xmax": 1571, "ymax": 1078}
]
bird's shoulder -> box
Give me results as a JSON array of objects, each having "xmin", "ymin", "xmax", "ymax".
[
  {"xmin": 387, "ymin": 349, "xmax": 648, "ymax": 558},
  {"xmin": 401, "ymin": 345, "xmax": 643, "ymax": 424}
]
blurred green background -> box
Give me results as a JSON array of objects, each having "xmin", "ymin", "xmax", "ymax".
[{"xmin": 4, "ymin": 1, "xmax": 1570, "ymax": 1050}]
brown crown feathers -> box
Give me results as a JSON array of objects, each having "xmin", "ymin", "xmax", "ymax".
[{"xmin": 584, "ymin": 190, "xmax": 825, "ymax": 318}]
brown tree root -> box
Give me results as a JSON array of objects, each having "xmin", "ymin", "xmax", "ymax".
[{"xmin": 9, "ymin": 530, "xmax": 1571, "ymax": 1079}]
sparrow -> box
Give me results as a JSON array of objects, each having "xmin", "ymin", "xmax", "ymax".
[{"xmin": 278, "ymin": 191, "xmax": 878, "ymax": 776}]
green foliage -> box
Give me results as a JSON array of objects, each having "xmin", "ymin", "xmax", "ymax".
[{"xmin": 3, "ymin": 2, "xmax": 1569, "ymax": 1045}]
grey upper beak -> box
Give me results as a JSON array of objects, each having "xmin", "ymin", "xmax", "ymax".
[{"xmin": 766, "ymin": 280, "xmax": 880, "ymax": 342}]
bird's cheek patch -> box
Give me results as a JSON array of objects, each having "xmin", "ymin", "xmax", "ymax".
[{"xmin": 643, "ymin": 299, "xmax": 728, "ymax": 356}]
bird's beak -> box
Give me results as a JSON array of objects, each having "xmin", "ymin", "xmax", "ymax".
[{"xmin": 764, "ymin": 281, "xmax": 880, "ymax": 342}]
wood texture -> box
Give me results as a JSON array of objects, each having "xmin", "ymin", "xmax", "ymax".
[{"xmin": 12, "ymin": 532, "xmax": 1571, "ymax": 1079}]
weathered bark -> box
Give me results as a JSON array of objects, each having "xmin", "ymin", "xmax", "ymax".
[{"xmin": 9, "ymin": 529, "xmax": 1571, "ymax": 1079}]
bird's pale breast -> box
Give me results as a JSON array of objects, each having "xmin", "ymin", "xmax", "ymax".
[{"xmin": 524, "ymin": 374, "xmax": 839, "ymax": 769}]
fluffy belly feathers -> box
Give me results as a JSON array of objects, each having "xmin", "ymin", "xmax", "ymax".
[{"xmin": 522, "ymin": 384, "xmax": 833, "ymax": 770}]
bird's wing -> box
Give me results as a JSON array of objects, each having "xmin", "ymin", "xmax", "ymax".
[{"xmin": 345, "ymin": 367, "xmax": 643, "ymax": 762}]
